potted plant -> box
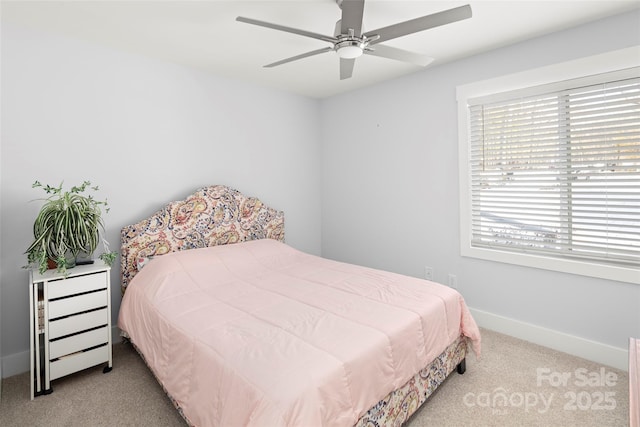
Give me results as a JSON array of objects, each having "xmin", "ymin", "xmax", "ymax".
[{"xmin": 25, "ymin": 180, "xmax": 118, "ymax": 274}]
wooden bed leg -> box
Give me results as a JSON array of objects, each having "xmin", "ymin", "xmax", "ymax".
[{"xmin": 456, "ymin": 358, "xmax": 466, "ymax": 374}]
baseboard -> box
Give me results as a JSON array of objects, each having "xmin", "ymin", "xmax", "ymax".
[
  {"xmin": 1, "ymin": 350, "xmax": 29, "ymax": 379},
  {"xmin": 1, "ymin": 326, "xmax": 123, "ymax": 378},
  {"xmin": 470, "ymin": 307, "xmax": 629, "ymax": 372}
]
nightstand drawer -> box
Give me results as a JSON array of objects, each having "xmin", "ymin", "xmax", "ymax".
[
  {"xmin": 50, "ymin": 345, "xmax": 110, "ymax": 381},
  {"xmin": 49, "ymin": 308, "xmax": 108, "ymax": 340},
  {"xmin": 48, "ymin": 290, "xmax": 107, "ymax": 319},
  {"xmin": 47, "ymin": 272, "xmax": 107, "ymax": 299},
  {"xmin": 50, "ymin": 326, "xmax": 108, "ymax": 359}
]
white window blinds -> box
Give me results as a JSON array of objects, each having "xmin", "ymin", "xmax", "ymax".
[{"xmin": 468, "ymin": 69, "xmax": 640, "ymax": 267}]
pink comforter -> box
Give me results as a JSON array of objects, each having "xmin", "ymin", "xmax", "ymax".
[{"xmin": 118, "ymin": 239, "xmax": 480, "ymax": 426}]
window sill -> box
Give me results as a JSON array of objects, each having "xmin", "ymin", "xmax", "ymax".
[{"xmin": 461, "ymin": 245, "xmax": 639, "ymax": 285}]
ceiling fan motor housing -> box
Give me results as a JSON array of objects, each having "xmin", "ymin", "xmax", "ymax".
[{"xmin": 335, "ymin": 38, "xmax": 366, "ymax": 58}]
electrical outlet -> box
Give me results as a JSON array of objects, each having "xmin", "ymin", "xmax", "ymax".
[
  {"xmin": 448, "ymin": 274, "xmax": 458, "ymax": 289},
  {"xmin": 424, "ymin": 266, "xmax": 434, "ymax": 281}
]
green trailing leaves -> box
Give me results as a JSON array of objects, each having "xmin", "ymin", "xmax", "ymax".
[{"xmin": 25, "ymin": 181, "xmax": 118, "ymax": 275}]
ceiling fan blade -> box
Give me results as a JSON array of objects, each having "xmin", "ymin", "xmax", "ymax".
[
  {"xmin": 265, "ymin": 47, "xmax": 334, "ymax": 68},
  {"xmin": 340, "ymin": 0, "xmax": 365, "ymax": 36},
  {"xmin": 365, "ymin": 44, "xmax": 434, "ymax": 67},
  {"xmin": 340, "ymin": 58, "xmax": 356, "ymax": 80},
  {"xmin": 236, "ymin": 16, "xmax": 337, "ymax": 44},
  {"xmin": 334, "ymin": 19, "xmax": 342, "ymax": 38},
  {"xmin": 364, "ymin": 4, "xmax": 472, "ymax": 45}
]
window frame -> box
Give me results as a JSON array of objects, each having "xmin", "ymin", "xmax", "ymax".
[{"xmin": 457, "ymin": 47, "xmax": 640, "ymax": 284}]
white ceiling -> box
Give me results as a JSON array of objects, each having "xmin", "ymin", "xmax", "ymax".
[{"xmin": 3, "ymin": 0, "xmax": 639, "ymax": 98}]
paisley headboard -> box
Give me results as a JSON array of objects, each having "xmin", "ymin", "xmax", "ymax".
[{"xmin": 120, "ymin": 185, "xmax": 284, "ymax": 293}]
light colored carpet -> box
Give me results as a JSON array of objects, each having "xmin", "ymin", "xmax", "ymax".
[
  {"xmin": 406, "ymin": 329, "xmax": 629, "ymax": 427},
  {"xmin": 0, "ymin": 328, "xmax": 629, "ymax": 426}
]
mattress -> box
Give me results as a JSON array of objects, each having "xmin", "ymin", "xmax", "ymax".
[{"xmin": 118, "ymin": 238, "xmax": 481, "ymax": 426}]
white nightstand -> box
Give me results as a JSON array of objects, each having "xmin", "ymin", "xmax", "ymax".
[{"xmin": 29, "ymin": 261, "xmax": 113, "ymax": 400}]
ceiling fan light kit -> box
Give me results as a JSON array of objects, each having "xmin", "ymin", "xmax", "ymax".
[
  {"xmin": 236, "ymin": 1, "xmax": 472, "ymax": 80},
  {"xmin": 336, "ymin": 42, "xmax": 363, "ymax": 59}
]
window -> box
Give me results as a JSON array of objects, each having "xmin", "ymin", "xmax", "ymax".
[{"xmin": 458, "ymin": 49, "xmax": 640, "ymax": 284}]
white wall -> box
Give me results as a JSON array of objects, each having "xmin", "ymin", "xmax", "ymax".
[
  {"xmin": 0, "ymin": 22, "xmax": 321, "ymax": 376},
  {"xmin": 2, "ymin": 9, "xmax": 639, "ymax": 378},
  {"xmin": 320, "ymin": 10, "xmax": 640, "ymax": 369}
]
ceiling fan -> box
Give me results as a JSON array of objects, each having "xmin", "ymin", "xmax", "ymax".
[{"xmin": 236, "ymin": 0, "xmax": 472, "ymax": 80}]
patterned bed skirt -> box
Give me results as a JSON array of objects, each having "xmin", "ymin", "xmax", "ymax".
[
  {"xmin": 355, "ymin": 334, "xmax": 468, "ymax": 426},
  {"xmin": 126, "ymin": 334, "xmax": 468, "ymax": 427}
]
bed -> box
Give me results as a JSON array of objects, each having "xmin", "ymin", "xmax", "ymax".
[{"xmin": 117, "ymin": 185, "xmax": 481, "ymax": 426}]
